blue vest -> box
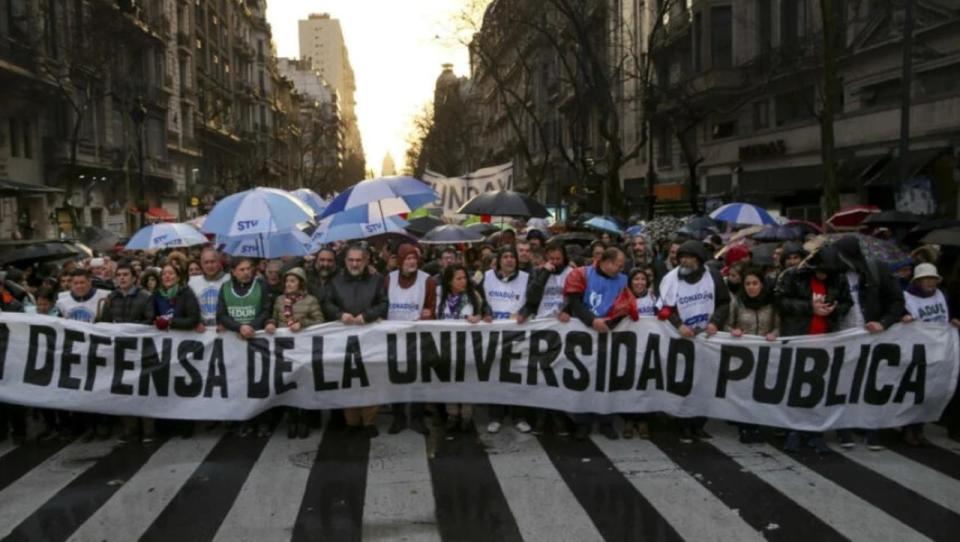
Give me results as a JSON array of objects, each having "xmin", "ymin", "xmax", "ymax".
[{"xmin": 585, "ymin": 266, "xmax": 627, "ymax": 317}]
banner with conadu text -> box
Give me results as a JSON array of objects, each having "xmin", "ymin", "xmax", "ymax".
[{"xmin": 0, "ymin": 313, "xmax": 956, "ymax": 432}]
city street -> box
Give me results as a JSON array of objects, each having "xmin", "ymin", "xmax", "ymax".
[{"xmin": 1, "ymin": 416, "xmax": 958, "ymax": 541}]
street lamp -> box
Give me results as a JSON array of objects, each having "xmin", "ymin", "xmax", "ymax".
[{"xmin": 130, "ymin": 97, "xmax": 148, "ymax": 231}]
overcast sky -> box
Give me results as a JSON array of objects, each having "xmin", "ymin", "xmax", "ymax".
[{"xmin": 266, "ymin": 1, "xmax": 480, "ymax": 176}]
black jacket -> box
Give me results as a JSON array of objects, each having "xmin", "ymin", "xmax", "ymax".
[
  {"xmin": 151, "ymin": 287, "xmax": 201, "ymax": 331},
  {"xmin": 520, "ymin": 265, "xmax": 570, "ymax": 318},
  {"xmin": 846, "ymin": 259, "xmax": 906, "ymax": 329},
  {"xmin": 775, "ymin": 267, "xmax": 852, "ymax": 336},
  {"xmin": 662, "ymin": 266, "xmax": 731, "ymax": 330},
  {"xmin": 323, "ymin": 268, "xmax": 388, "ymax": 322},
  {"xmin": 99, "ymin": 287, "xmax": 154, "ymax": 324}
]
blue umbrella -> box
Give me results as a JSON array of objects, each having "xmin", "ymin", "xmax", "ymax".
[
  {"xmin": 709, "ymin": 203, "xmax": 777, "ymax": 226},
  {"xmin": 219, "ymin": 229, "xmax": 313, "ymax": 259},
  {"xmin": 202, "ymin": 187, "xmax": 315, "ymax": 237},
  {"xmin": 318, "ymin": 176, "xmax": 437, "ymax": 222},
  {"xmin": 291, "ymin": 188, "xmax": 328, "ymax": 217},
  {"xmin": 625, "ymin": 224, "xmax": 645, "ymax": 236},
  {"xmin": 126, "ymin": 223, "xmax": 210, "ymax": 250},
  {"xmin": 310, "ymin": 210, "xmax": 410, "ymax": 245},
  {"xmin": 584, "ymin": 217, "xmax": 622, "ymax": 236}
]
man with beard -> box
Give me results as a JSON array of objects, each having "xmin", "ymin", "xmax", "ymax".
[
  {"xmin": 189, "ymin": 248, "xmax": 229, "ymax": 330},
  {"xmin": 307, "ymin": 247, "xmax": 337, "ymax": 308},
  {"xmin": 481, "ymin": 245, "xmax": 532, "ymax": 434},
  {"xmin": 626, "ymin": 234, "xmax": 666, "ymax": 286},
  {"xmin": 385, "ymin": 244, "xmax": 436, "ymax": 435},
  {"xmin": 657, "ymin": 240, "xmax": 730, "ymax": 443},
  {"xmin": 324, "ymin": 245, "xmax": 389, "ymax": 437},
  {"xmin": 564, "ymin": 247, "xmax": 629, "ymax": 440},
  {"xmin": 516, "ymin": 239, "xmax": 534, "ymax": 273}
]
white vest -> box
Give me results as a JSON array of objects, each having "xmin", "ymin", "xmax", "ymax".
[
  {"xmin": 483, "ymin": 269, "xmax": 529, "ymax": 320},
  {"xmin": 387, "ymin": 270, "xmax": 429, "ymax": 321},
  {"xmin": 660, "ymin": 268, "xmax": 716, "ymax": 332},
  {"xmin": 189, "ymin": 274, "xmax": 230, "ymax": 326},
  {"xmin": 905, "ymin": 290, "xmax": 949, "ymax": 323},
  {"xmin": 536, "ymin": 267, "xmax": 572, "ymax": 318},
  {"xmin": 635, "ymin": 291, "xmax": 658, "ymax": 317},
  {"xmin": 843, "ymin": 271, "xmax": 866, "ymax": 329},
  {"xmin": 57, "ymin": 289, "xmax": 109, "ymax": 323}
]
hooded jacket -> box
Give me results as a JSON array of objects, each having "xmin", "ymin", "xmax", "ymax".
[
  {"xmin": 658, "ymin": 240, "xmax": 731, "ymax": 330},
  {"xmin": 834, "ymin": 236, "xmax": 905, "ymax": 329},
  {"xmin": 774, "ymin": 246, "xmax": 853, "ymax": 336}
]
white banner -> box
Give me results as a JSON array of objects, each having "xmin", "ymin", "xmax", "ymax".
[
  {"xmin": 0, "ymin": 313, "xmax": 956, "ymax": 432},
  {"xmin": 423, "ymin": 162, "xmax": 514, "ymax": 219}
]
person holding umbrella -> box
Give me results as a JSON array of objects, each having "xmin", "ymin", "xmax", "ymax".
[
  {"xmin": 481, "ymin": 245, "xmax": 532, "ymax": 434},
  {"xmin": 384, "ymin": 244, "xmax": 436, "ymax": 435},
  {"xmin": 265, "ymin": 267, "xmax": 324, "ymax": 439}
]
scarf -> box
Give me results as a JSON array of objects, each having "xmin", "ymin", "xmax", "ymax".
[
  {"xmin": 907, "ymin": 283, "xmax": 935, "ymax": 299},
  {"xmin": 739, "ymin": 285, "xmax": 772, "ymax": 310},
  {"xmin": 443, "ymin": 293, "xmax": 467, "ymax": 319},
  {"xmin": 282, "ymin": 292, "xmax": 305, "ymax": 325},
  {"xmin": 158, "ymin": 284, "xmax": 180, "ymax": 300}
]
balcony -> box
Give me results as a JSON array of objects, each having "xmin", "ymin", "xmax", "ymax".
[
  {"xmin": 177, "ymin": 31, "xmax": 192, "ymax": 53},
  {"xmin": 233, "ymin": 41, "xmax": 255, "ymax": 60},
  {"xmin": 0, "ymin": 35, "xmax": 37, "ymax": 75}
]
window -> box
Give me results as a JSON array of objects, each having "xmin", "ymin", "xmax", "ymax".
[
  {"xmin": 861, "ymin": 79, "xmax": 901, "ymax": 108},
  {"xmin": 657, "ymin": 122, "xmax": 672, "ymax": 168},
  {"xmin": 22, "ymin": 120, "xmax": 31, "ymax": 158},
  {"xmin": 775, "ymin": 86, "xmax": 814, "ymax": 126},
  {"xmin": 757, "ymin": 0, "xmax": 772, "ymax": 51},
  {"xmin": 9, "ymin": 119, "xmax": 20, "ymax": 157},
  {"xmin": 781, "ymin": 0, "xmax": 808, "ymax": 49},
  {"xmin": 752, "ymin": 100, "xmax": 769, "ymax": 130},
  {"xmin": 712, "ymin": 120, "xmax": 736, "ymax": 139},
  {"xmin": 693, "ymin": 13, "xmax": 703, "ymax": 71},
  {"xmin": 710, "ymin": 6, "xmax": 733, "ymax": 68},
  {"xmin": 918, "ymin": 64, "xmax": 959, "ymax": 97}
]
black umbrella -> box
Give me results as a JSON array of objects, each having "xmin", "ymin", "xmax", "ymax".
[
  {"xmin": 547, "ymin": 232, "xmax": 597, "ymax": 245},
  {"xmin": 863, "ymin": 211, "xmax": 924, "ymax": 227},
  {"xmin": 905, "ymin": 219, "xmax": 960, "ymax": 244},
  {"xmin": 750, "ymin": 225, "xmax": 803, "ymax": 242},
  {"xmin": 920, "ymin": 228, "xmax": 960, "ymax": 247},
  {"xmin": 750, "ymin": 242, "xmax": 781, "ymax": 267},
  {"xmin": 419, "ymin": 224, "xmax": 485, "ymax": 245},
  {"xmin": 457, "ymin": 190, "xmax": 550, "ymax": 218},
  {"xmin": 405, "ymin": 216, "xmax": 444, "ymax": 236},
  {"xmin": 466, "ymin": 223, "xmax": 499, "ymax": 236},
  {"xmin": 80, "ymin": 226, "xmax": 121, "ymax": 253},
  {"xmin": 0, "ymin": 242, "xmax": 83, "ymax": 267}
]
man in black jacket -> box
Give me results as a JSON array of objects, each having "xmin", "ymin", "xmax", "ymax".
[
  {"xmin": 0, "ymin": 281, "xmax": 25, "ymax": 444},
  {"xmin": 99, "ymin": 261, "xmax": 154, "ymax": 324},
  {"xmin": 834, "ymin": 235, "xmax": 905, "ymax": 450},
  {"xmin": 324, "ymin": 245, "xmax": 388, "ymax": 437}
]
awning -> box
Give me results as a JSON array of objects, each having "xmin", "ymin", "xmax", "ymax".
[
  {"xmin": 864, "ymin": 147, "xmax": 951, "ymax": 186},
  {"xmin": 147, "ymin": 207, "xmax": 177, "ymax": 221},
  {"xmin": 0, "ymin": 178, "xmax": 64, "ymax": 195}
]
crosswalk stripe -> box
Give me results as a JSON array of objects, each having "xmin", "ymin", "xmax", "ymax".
[
  {"xmin": 428, "ymin": 423, "xmax": 524, "ymax": 542},
  {"xmin": 925, "ymin": 425, "xmax": 960, "ymax": 455},
  {"xmin": 767, "ymin": 433, "xmax": 960, "ymax": 541},
  {"xmin": 0, "ymin": 440, "xmax": 117, "ymax": 539},
  {"xmin": 212, "ymin": 427, "xmax": 325, "ymax": 542},
  {"xmin": 649, "ymin": 429, "xmax": 845, "ymax": 541},
  {"xmin": 66, "ymin": 432, "xmax": 223, "ymax": 542},
  {"xmin": 479, "ymin": 431, "xmax": 605, "ymax": 542},
  {"xmin": 0, "ymin": 438, "xmax": 72, "ymax": 492},
  {"xmin": 138, "ymin": 430, "xmax": 272, "ymax": 542},
  {"xmin": 3, "ymin": 439, "xmax": 166, "ymax": 542},
  {"xmin": 539, "ymin": 432, "xmax": 683, "ymax": 541},
  {"xmin": 883, "ymin": 434, "xmax": 960, "ymax": 480},
  {"xmin": 707, "ymin": 424, "xmax": 930, "ymax": 542},
  {"xmin": 362, "ymin": 419, "xmax": 441, "ymax": 541},
  {"xmin": 291, "ymin": 423, "xmax": 372, "ymax": 541},
  {"xmin": 592, "ymin": 433, "xmax": 766, "ymax": 542},
  {"xmin": 827, "ymin": 442, "xmax": 960, "ymax": 515}
]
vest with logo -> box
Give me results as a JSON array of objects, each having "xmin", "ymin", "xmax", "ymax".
[
  {"xmin": 388, "ymin": 270, "xmax": 429, "ymax": 321},
  {"xmin": 222, "ymin": 280, "xmax": 262, "ymax": 325},
  {"xmin": 905, "ymin": 290, "xmax": 949, "ymax": 323},
  {"xmin": 483, "ymin": 269, "xmax": 529, "ymax": 320},
  {"xmin": 584, "ymin": 266, "xmax": 627, "ymax": 317},
  {"xmin": 536, "ymin": 266, "xmax": 572, "ymax": 318}
]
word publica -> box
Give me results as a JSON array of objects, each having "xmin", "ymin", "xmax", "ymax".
[{"xmin": 716, "ymin": 343, "xmax": 927, "ymax": 407}]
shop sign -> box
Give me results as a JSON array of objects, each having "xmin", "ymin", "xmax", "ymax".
[{"xmin": 738, "ymin": 140, "xmax": 787, "ymax": 161}]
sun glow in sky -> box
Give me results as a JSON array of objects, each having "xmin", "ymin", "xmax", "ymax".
[{"xmin": 266, "ymin": 1, "xmax": 481, "ymax": 177}]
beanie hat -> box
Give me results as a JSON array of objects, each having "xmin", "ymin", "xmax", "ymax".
[{"xmin": 397, "ymin": 243, "xmax": 420, "ymax": 266}]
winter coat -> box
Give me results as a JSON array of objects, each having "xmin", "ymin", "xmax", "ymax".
[
  {"xmin": 726, "ymin": 296, "xmax": 779, "ymax": 336},
  {"xmin": 269, "ymin": 293, "xmax": 324, "ymax": 329},
  {"xmin": 775, "ymin": 267, "xmax": 852, "ymax": 336},
  {"xmin": 99, "ymin": 287, "xmax": 154, "ymax": 324},
  {"xmin": 151, "ymin": 287, "xmax": 201, "ymax": 331},
  {"xmin": 323, "ymin": 268, "xmax": 388, "ymax": 322}
]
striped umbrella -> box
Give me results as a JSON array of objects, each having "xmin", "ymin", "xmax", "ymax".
[
  {"xmin": 709, "ymin": 203, "xmax": 778, "ymax": 226},
  {"xmin": 202, "ymin": 187, "xmax": 315, "ymax": 237},
  {"xmin": 318, "ymin": 176, "xmax": 437, "ymax": 222},
  {"xmin": 291, "ymin": 188, "xmax": 329, "ymax": 217}
]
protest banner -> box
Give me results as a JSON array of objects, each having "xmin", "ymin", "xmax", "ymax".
[
  {"xmin": 0, "ymin": 312, "xmax": 955, "ymax": 432},
  {"xmin": 422, "ymin": 163, "xmax": 513, "ymax": 219}
]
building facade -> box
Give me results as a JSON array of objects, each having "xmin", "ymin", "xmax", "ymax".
[{"xmin": 0, "ymin": 0, "xmax": 306, "ymax": 240}]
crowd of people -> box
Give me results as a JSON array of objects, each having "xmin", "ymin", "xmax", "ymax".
[{"xmin": 1, "ymin": 219, "xmax": 959, "ymax": 456}]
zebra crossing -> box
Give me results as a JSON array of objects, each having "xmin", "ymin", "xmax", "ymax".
[{"xmin": 1, "ymin": 417, "xmax": 959, "ymax": 542}]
